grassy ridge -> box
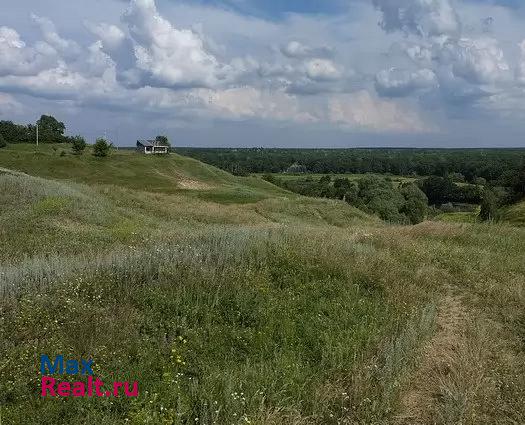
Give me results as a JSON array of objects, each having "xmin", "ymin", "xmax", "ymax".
[
  {"xmin": 502, "ymin": 200, "xmax": 525, "ymax": 226},
  {"xmin": 1, "ymin": 144, "xmax": 524, "ymax": 424}
]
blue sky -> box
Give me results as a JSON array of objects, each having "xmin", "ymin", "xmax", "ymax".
[
  {"xmin": 189, "ymin": 0, "xmax": 347, "ymax": 17},
  {"xmin": 1, "ymin": 0, "xmax": 525, "ymax": 147}
]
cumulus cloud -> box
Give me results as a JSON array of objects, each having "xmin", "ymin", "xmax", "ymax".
[
  {"xmin": 372, "ymin": 0, "xmax": 460, "ymax": 37},
  {"xmin": 200, "ymin": 87, "xmax": 317, "ymax": 123},
  {"xmin": 375, "ymin": 68, "xmax": 438, "ymax": 97},
  {"xmin": 86, "ymin": 22, "xmax": 126, "ymax": 51},
  {"xmin": 329, "ymin": 90, "xmax": 431, "ymax": 132},
  {"xmin": 121, "ymin": 0, "xmax": 222, "ymax": 89},
  {"xmin": 0, "ymin": 27, "xmax": 57, "ymax": 77},
  {"xmin": 281, "ymin": 41, "xmax": 333, "ymax": 59},
  {"xmin": 404, "ymin": 44, "xmax": 433, "ymax": 64},
  {"xmin": 304, "ymin": 59, "xmax": 341, "ymax": 81},
  {"xmin": 0, "ymin": 63, "xmax": 117, "ymax": 101},
  {"xmin": 440, "ymin": 37, "xmax": 510, "ymax": 84},
  {"xmin": 31, "ymin": 14, "xmax": 81, "ymax": 58}
]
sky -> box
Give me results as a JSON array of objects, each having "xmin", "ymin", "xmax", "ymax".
[{"xmin": 1, "ymin": 0, "xmax": 525, "ymax": 147}]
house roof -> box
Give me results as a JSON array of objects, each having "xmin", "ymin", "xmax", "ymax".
[
  {"xmin": 137, "ymin": 140, "xmax": 155, "ymax": 147},
  {"xmin": 137, "ymin": 140, "xmax": 169, "ymax": 149}
]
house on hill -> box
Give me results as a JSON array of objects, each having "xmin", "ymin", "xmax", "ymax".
[{"xmin": 136, "ymin": 140, "xmax": 169, "ymax": 155}]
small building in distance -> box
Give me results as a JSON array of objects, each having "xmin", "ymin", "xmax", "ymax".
[{"xmin": 136, "ymin": 140, "xmax": 169, "ymax": 155}]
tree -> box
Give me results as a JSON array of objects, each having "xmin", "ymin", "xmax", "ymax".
[
  {"xmin": 0, "ymin": 120, "xmax": 32, "ymax": 143},
  {"xmin": 0, "ymin": 133, "xmax": 6, "ymax": 148},
  {"xmin": 400, "ymin": 183, "xmax": 428, "ymax": 224},
  {"xmin": 155, "ymin": 135, "xmax": 170, "ymax": 147},
  {"xmin": 93, "ymin": 138, "xmax": 110, "ymax": 157},
  {"xmin": 333, "ymin": 178, "xmax": 352, "ymax": 199},
  {"xmin": 36, "ymin": 115, "xmax": 66, "ymax": 143},
  {"xmin": 71, "ymin": 136, "xmax": 87, "ymax": 155},
  {"xmin": 357, "ymin": 175, "xmax": 406, "ymax": 223},
  {"xmin": 479, "ymin": 189, "xmax": 499, "ymax": 221},
  {"xmin": 513, "ymin": 165, "xmax": 525, "ymax": 200},
  {"xmin": 420, "ymin": 176, "xmax": 457, "ymax": 205}
]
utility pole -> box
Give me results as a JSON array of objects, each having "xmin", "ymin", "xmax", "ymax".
[{"xmin": 36, "ymin": 124, "xmax": 39, "ymax": 146}]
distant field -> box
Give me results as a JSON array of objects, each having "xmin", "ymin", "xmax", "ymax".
[
  {"xmin": 435, "ymin": 210, "xmax": 480, "ymax": 224},
  {"xmin": 253, "ymin": 172, "xmax": 417, "ymax": 185}
]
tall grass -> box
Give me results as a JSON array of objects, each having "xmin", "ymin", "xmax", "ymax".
[{"xmin": 1, "ymin": 225, "xmax": 437, "ymax": 424}]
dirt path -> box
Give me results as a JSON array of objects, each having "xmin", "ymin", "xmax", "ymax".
[{"xmin": 394, "ymin": 294, "xmax": 468, "ymax": 425}]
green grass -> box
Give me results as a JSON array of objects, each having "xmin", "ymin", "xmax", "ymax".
[
  {"xmin": 0, "ymin": 144, "xmax": 287, "ymax": 198},
  {"xmin": 435, "ymin": 211, "xmax": 480, "ymax": 224},
  {"xmin": 0, "ymin": 143, "xmax": 524, "ymax": 424},
  {"xmin": 502, "ymin": 200, "xmax": 525, "ymax": 226}
]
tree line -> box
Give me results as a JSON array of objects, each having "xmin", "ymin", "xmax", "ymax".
[
  {"xmin": 176, "ymin": 148, "xmax": 525, "ymax": 223},
  {"xmin": 177, "ymin": 147, "xmax": 525, "ymax": 189}
]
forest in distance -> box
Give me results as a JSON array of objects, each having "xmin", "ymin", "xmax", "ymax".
[{"xmin": 177, "ymin": 147, "xmax": 525, "ymax": 225}]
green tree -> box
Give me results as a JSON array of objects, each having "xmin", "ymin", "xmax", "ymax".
[
  {"xmin": 71, "ymin": 136, "xmax": 87, "ymax": 155},
  {"xmin": 420, "ymin": 176, "xmax": 456, "ymax": 205},
  {"xmin": 93, "ymin": 138, "xmax": 110, "ymax": 157},
  {"xmin": 36, "ymin": 115, "xmax": 66, "ymax": 143},
  {"xmin": 0, "ymin": 133, "xmax": 7, "ymax": 148},
  {"xmin": 0, "ymin": 120, "xmax": 32, "ymax": 143},
  {"xmin": 155, "ymin": 135, "xmax": 170, "ymax": 147},
  {"xmin": 358, "ymin": 176, "xmax": 406, "ymax": 223},
  {"xmin": 400, "ymin": 183, "xmax": 428, "ymax": 224},
  {"xmin": 333, "ymin": 178, "xmax": 352, "ymax": 200},
  {"xmin": 513, "ymin": 165, "xmax": 525, "ymax": 200},
  {"xmin": 479, "ymin": 189, "xmax": 499, "ymax": 221}
]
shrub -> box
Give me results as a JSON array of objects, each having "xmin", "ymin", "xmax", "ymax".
[
  {"xmin": 0, "ymin": 133, "xmax": 6, "ymax": 148},
  {"xmin": 93, "ymin": 138, "xmax": 110, "ymax": 157},
  {"xmin": 71, "ymin": 135, "xmax": 87, "ymax": 155},
  {"xmin": 479, "ymin": 189, "xmax": 499, "ymax": 221},
  {"xmin": 400, "ymin": 183, "xmax": 428, "ymax": 224}
]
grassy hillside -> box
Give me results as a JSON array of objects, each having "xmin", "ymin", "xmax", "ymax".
[
  {"xmin": 502, "ymin": 200, "xmax": 525, "ymax": 226},
  {"xmin": 1, "ymin": 144, "xmax": 524, "ymax": 424}
]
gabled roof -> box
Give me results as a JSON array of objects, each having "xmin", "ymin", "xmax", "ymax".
[{"xmin": 137, "ymin": 140, "xmax": 155, "ymax": 147}]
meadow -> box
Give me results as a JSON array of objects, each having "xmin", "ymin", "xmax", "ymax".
[{"xmin": 1, "ymin": 144, "xmax": 524, "ymax": 424}]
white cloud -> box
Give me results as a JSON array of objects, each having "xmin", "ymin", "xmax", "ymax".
[
  {"xmin": 281, "ymin": 41, "xmax": 333, "ymax": 59},
  {"xmin": 328, "ymin": 90, "xmax": 431, "ymax": 132},
  {"xmin": 0, "ymin": 60, "xmax": 118, "ymax": 101},
  {"xmin": 0, "ymin": 26, "xmax": 57, "ymax": 77},
  {"xmin": 404, "ymin": 44, "xmax": 433, "ymax": 65},
  {"xmin": 375, "ymin": 68, "xmax": 438, "ymax": 96},
  {"xmin": 440, "ymin": 37, "xmax": 510, "ymax": 85},
  {"xmin": 304, "ymin": 59, "xmax": 341, "ymax": 81},
  {"xmin": 85, "ymin": 22, "xmax": 126, "ymax": 51},
  {"xmin": 31, "ymin": 14, "xmax": 81, "ymax": 58},
  {"xmin": 121, "ymin": 0, "xmax": 222, "ymax": 89},
  {"xmin": 199, "ymin": 87, "xmax": 317, "ymax": 123},
  {"xmin": 372, "ymin": 0, "xmax": 460, "ymax": 38}
]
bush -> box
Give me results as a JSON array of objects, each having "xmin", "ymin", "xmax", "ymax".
[
  {"xmin": 0, "ymin": 133, "xmax": 6, "ymax": 148},
  {"xmin": 71, "ymin": 136, "xmax": 87, "ymax": 155},
  {"xmin": 400, "ymin": 183, "xmax": 428, "ymax": 224},
  {"xmin": 93, "ymin": 138, "xmax": 110, "ymax": 158},
  {"xmin": 479, "ymin": 189, "xmax": 499, "ymax": 221}
]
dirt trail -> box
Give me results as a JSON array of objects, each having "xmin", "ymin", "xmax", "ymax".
[{"xmin": 394, "ymin": 294, "xmax": 468, "ymax": 425}]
